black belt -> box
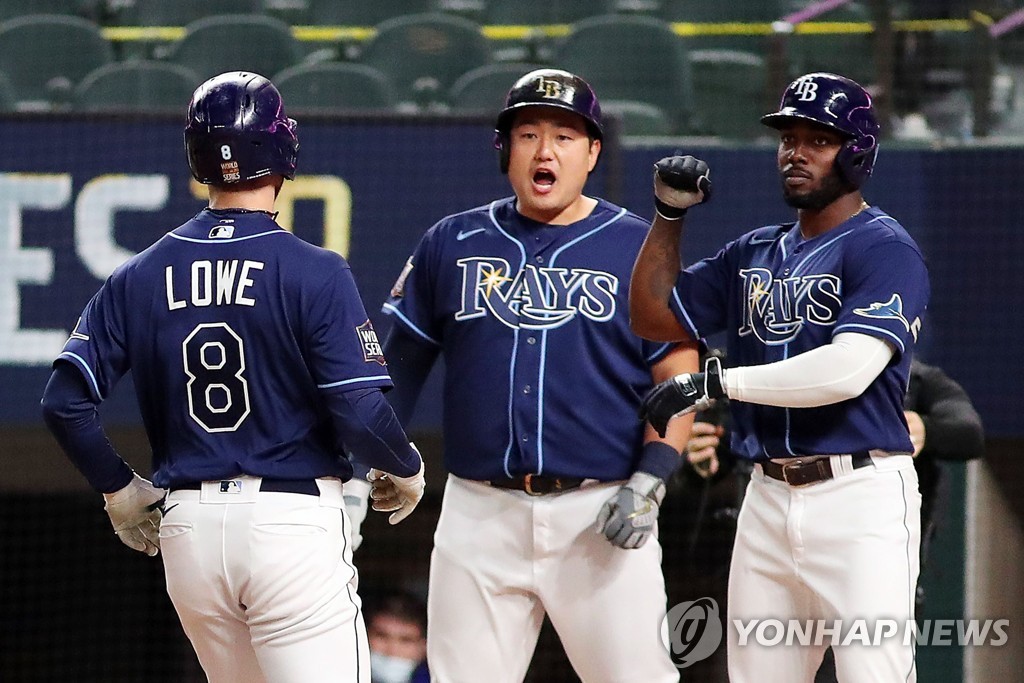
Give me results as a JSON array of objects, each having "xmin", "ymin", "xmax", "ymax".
[
  {"xmin": 172, "ymin": 478, "xmax": 320, "ymax": 496},
  {"xmin": 760, "ymin": 452, "xmax": 872, "ymax": 487},
  {"xmin": 484, "ymin": 474, "xmax": 587, "ymax": 496}
]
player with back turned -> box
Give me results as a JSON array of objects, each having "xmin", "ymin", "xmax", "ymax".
[
  {"xmin": 40, "ymin": 71, "xmax": 424, "ymax": 683},
  {"xmin": 630, "ymin": 73, "xmax": 930, "ymax": 682},
  {"xmin": 381, "ymin": 68, "xmax": 695, "ymax": 682}
]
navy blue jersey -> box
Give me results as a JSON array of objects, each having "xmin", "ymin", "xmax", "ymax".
[
  {"xmin": 58, "ymin": 208, "xmax": 391, "ymax": 488},
  {"xmin": 670, "ymin": 207, "xmax": 929, "ymax": 460},
  {"xmin": 384, "ymin": 197, "xmax": 672, "ymax": 481}
]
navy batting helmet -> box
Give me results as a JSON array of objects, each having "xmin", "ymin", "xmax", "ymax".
[
  {"xmin": 184, "ymin": 71, "xmax": 298, "ymax": 185},
  {"xmin": 761, "ymin": 72, "xmax": 879, "ymax": 188},
  {"xmin": 494, "ymin": 68, "xmax": 602, "ymax": 173}
]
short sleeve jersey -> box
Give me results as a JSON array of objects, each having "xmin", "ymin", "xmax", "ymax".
[
  {"xmin": 58, "ymin": 208, "xmax": 391, "ymax": 487},
  {"xmin": 384, "ymin": 197, "xmax": 672, "ymax": 481},
  {"xmin": 669, "ymin": 207, "xmax": 930, "ymax": 460}
]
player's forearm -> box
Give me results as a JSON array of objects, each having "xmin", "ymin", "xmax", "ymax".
[
  {"xmin": 630, "ymin": 216, "xmax": 689, "ymax": 342},
  {"xmin": 325, "ymin": 387, "xmax": 421, "ymax": 477},
  {"xmin": 724, "ymin": 333, "xmax": 893, "ymax": 407},
  {"xmin": 382, "ymin": 326, "xmax": 439, "ymax": 425},
  {"xmin": 40, "ymin": 363, "xmax": 134, "ymax": 493}
]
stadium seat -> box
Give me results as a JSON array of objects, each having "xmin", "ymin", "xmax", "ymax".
[
  {"xmin": 784, "ymin": 0, "xmax": 876, "ymax": 85},
  {"xmin": 0, "ymin": 0, "xmax": 103, "ymax": 23},
  {"xmin": 304, "ymin": 0, "xmax": 432, "ymax": 25},
  {"xmin": 448, "ymin": 63, "xmax": 541, "ymax": 112},
  {"xmin": 0, "ymin": 15, "xmax": 114, "ymax": 108},
  {"xmin": 553, "ymin": 15, "xmax": 696, "ymax": 133},
  {"xmin": 274, "ymin": 62, "xmax": 398, "ymax": 111},
  {"xmin": 689, "ymin": 49, "xmax": 770, "ymax": 139},
  {"xmin": 358, "ymin": 13, "xmax": 492, "ymax": 108},
  {"xmin": 120, "ymin": 0, "xmax": 263, "ymax": 25},
  {"xmin": 167, "ymin": 15, "xmax": 304, "ymax": 83},
  {"xmin": 660, "ymin": 0, "xmax": 778, "ymax": 52},
  {"xmin": 74, "ymin": 61, "xmax": 200, "ymax": 112},
  {"xmin": 483, "ymin": 1, "xmax": 598, "ymax": 25},
  {"xmin": 0, "ymin": 71, "xmax": 15, "ymax": 111},
  {"xmin": 601, "ymin": 100, "xmax": 674, "ymax": 136}
]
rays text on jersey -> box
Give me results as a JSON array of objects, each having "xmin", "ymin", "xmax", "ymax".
[
  {"xmin": 455, "ymin": 256, "xmax": 618, "ymax": 329},
  {"xmin": 165, "ymin": 259, "xmax": 265, "ymax": 311},
  {"xmin": 738, "ymin": 268, "xmax": 842, "ymax": 345}
]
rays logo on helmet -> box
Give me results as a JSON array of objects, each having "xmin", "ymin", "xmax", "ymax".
[
  {"xmin": 854, "ymin": 294, "xmax": 910, "ymax": 331},
  {"xmin": 793, "ymin": 77, "xmax": 818, "ymax": 101},
  {"xmin": 535, "ymin": 76, "xmax": 564, "ymax": 99}
]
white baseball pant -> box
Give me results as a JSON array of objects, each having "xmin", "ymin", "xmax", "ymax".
[
  {"xmin": 427, "ymin": 475, "xmax": 679, "ymax": 683},
  {"xmin": 727, "ymin": 454, "xmax": 921, "ymax": 683},
  {"xmin": 159, "ymin": 476, "xmax": 370, "ymax": 683}
]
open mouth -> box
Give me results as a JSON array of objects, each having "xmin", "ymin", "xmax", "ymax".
[{"xmin": 533, "ymin": 169, "xmax": 556, "ymax": 190}]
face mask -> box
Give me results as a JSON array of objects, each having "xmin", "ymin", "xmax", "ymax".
[{"xmin": 370, "ymin": 652, "xmax": 418, "ymax": 683}]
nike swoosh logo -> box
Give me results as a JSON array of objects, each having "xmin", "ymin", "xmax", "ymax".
[
  {"xmin": 749, "ymin": 235, "xmax": 776, "ymax": 244},
  {"xmin": 161, "ymin": 503, "xmax": 180, "ymax": 516},
  {"xmin": 456, "ymin": 228, "xmax": 486, "ymax": 241}
]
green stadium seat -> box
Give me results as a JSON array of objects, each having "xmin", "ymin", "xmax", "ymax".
[
  {"xmin": 0, "ymin": 71, "xmax": 15, "ymax": 111},
  {"xmin": 553, "ymin": 15, "xmax": 696, "ymax": 133},
  {"xmin": 483, "ymin": 1, "xmax": 598, "ymax": 25},
  {"xmin": 274, "ymin": 62, "xmax": 398, "ymax": 111},
  {"xmin": 601, "ymin": 100, "xmax": 674, "ymax": 136},
  {"xmin": 689, "ymin": 49, "xmax": 771, "ymax": 139},
  {"xmin": 304, "ymin": 0, "xmax": 432, "ymax": 25},
  {"xmin": 784, "ymin": 0, "xmax": 876, "ymax": 85},
  {"xmin": 358, "ymin": 13, "xmax": 492, "ymax": 108},
  {"xmin": 121, "ymin": 0, "xmax": 263, "ymax": 25},
  {"xmin": 660, "ymin": 0, "xmax": 779, "ymax": 52},
  {"xmin": 167, "ymin": 15, "xmax": 304, "ymax": 83},
  {"xmin": 448, "ymin": 63, "xmax": 541, "ymax": 112},
  {"xmin": 74, "ymin": 61, "xmax": 200, "ymax": 112},
  {"xmin": 0, "ymin": 15, "xmax": 114, "ymax": 108},
  {"xmin": 0, "ymin": 0, "xmax": 103, "ymax": 23}
]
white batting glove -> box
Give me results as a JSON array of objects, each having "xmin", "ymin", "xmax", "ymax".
[
  {"xmin": 367, "ymin": 445, "xmax": 425, "ymax": 525},
  {"xmin": 343, "ymin": 478, "xmax": 371, "ymax": 551},
  {"xmin": 596, "ymin": 471, "xmax": 667, "ymax": 549},
  {"xmin": 102, "ymin": 473, "xmax": 166, "ymax": 557}
]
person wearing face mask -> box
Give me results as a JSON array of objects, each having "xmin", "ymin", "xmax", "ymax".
[{"xmin": 366, "ymin": 590, "xmax": 430, "ymax": 683}]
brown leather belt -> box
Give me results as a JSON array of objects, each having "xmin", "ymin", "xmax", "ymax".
[
  {"xmin": 760, "ymin": 452, "xmax": 872, "ymax": 487},
  {"xmin": 485, "ymin": 474, "xmax": 586, "ymax": 496}
]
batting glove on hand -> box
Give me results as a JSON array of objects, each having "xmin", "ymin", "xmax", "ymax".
[
  {"xmin": 596, "ymin": 471, "xmax": 667, "ymax": 549},
  {"xmin": 368, "ymin": 445, "xmax": 425, "ymax": 525},
  {"xmin": 102, "ymin": 473, "xmax": 166, "ymax": 557},
  {"xmin": 343, "ymin": 478, "xmax": 371, "ymax": 551},
  {"xmin": 653, "ymin": 155, "xmax": 712, "ymax": 220},
  {"xmin": 640, "ymin": 356, "xmax": 726, "ymax": 438}
]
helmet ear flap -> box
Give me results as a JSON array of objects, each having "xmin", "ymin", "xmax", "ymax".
[{"xmin": 494, "ymin": 131, "xmax": 510, "ymax": 174}]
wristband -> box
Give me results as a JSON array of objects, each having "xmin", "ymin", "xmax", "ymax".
[
  {"xmin": 637, "ymin": 441, "xmax": 682, "ymax": 482},
  {"xmin": 654, "ymin": 197, "xmax": 687, "ymax": 221}
]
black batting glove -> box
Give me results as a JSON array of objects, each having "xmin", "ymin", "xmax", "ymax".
[
  {"xmin": 653, "ymin": 155, "xmax": 712, "ymax": 220},
  {"xmin": 639, "ymin": 356, "xmax": 725, "ymax": 437}
]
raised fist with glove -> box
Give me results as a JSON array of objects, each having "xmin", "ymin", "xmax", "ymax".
[
  {"xmin": 103, "ymin": 472, "xmax": 166, "ymax": 556},
  {"xmin": 640, "ymin": 355, "xmax": 726, "ymax": 438},
  {"xmin": 653, "ymin": 155, "xmax": 712, "ymax": 220},
  {"xmin": 368, "ymin": 443, "xmax": 425, "ymax": 525},
  {"xmin": 596, "ymin": 471, "xmax": 667, "ymax": 549}
]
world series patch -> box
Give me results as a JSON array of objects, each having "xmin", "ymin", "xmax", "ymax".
[
  {"xmin": 390, "ymin": 256, "xmax": 414, "ymax": 299},
  {"xmin": 355, "ymin": 320, "xmax": 386, "ymax": 365}
]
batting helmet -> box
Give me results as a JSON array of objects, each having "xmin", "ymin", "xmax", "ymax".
[
  {"xmin": 494, "ymin": 68, "xmax": 602, "ymax": 173},
  {"xmin": 761, "ymin": 72, "xmax": 879, "ymax": 188},
  {"xmin": 184, "ymin": 71, "xmax": 298, "ymax": 185}
]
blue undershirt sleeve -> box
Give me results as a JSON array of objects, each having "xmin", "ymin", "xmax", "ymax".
[
  {"xmin": 324, "ymin": 387, "xmax": 421, "ymax": 478},
  {"xmin": 40, "ymin": 361, "xmax": 134, "ymax": 494}
]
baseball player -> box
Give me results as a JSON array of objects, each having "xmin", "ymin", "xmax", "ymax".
[
  {"xmin": 381, "ymin": 68, "xmax": 695, "ymax": 682},
  {"xmin": 40, "ymin": 71, "xmax": 425, "ymax": 683},
  {"xmin": 630, "ymin": 73, "xmax": 930, "ymax": 682}
]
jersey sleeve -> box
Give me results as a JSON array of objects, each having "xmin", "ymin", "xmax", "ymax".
[
  {"xmin": 56, "ymin": 273, "xmax": 130, "ymax": 402},
  {"xmin": 307, "ymin": 264, "xmax": 394, "ymax": 393},
  {"xmin": 381, "ymin": 222, "xmax": 443, "ymax": 346},
  {"xmin": 834, "ymin": 240, "xmax": 930, "ymax": 357},
  {"xmin": 669, "ymin": 244, "xmax": 734, "ymax": 340}
]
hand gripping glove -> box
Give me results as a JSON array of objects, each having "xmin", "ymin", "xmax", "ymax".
[
  {"xmin": 368, "ymin": 444, "xmax": 425, "ymax": 525},
  {"xmin": 640, "ymin": 355, "xmax": 726, "ymax": 438},
  {"xmin": 596, "ymin": 471, "xmax": 667, "ymax": 549},
  {"xmin": 343, "ymin": 478, "xmax": 372, "ymax": 551},
  {"xmin": 102, "ymin": 473, "xmax": 166, "ymax": 557},
  {"xmin": 653, "ymin": 155, "xmax": 712, "ymax": 220}
]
